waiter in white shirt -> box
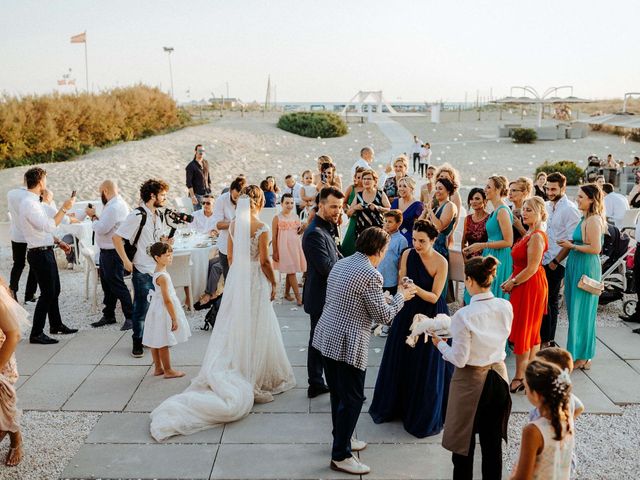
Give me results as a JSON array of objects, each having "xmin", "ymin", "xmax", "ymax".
[
  {"xmin": 212, "ymin": 176, "xmax": 246, "ymax": 277},
  {"xmin": 7, "ymin": 176, "xmax": 38, "ymax": 303},
  {"xmin": 432, "ymin": 256, "xmax": 513, "ymax": 479},
  {"xmin": 411, "ymin": 135, "xmax": 422, "ymax": 174},
  {"xmin": 86, "ymin": 180, "xmax": 132, "ymax": 329},
  {"xmin": 190, "ymin": 194, "xmax": 218, "ymax": 235},
  {"xmin": 541, "ymin": 172, "xmax": 581, "ymax": 348},
  {"xmin": 19, "ymin": 167, "xmax": 78, "ymax": 344}
]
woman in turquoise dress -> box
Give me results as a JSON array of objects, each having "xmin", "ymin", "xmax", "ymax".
[
  {"xmin": 558, "ymin": 184, "xmax": 605, "ymax": 370},
  {"xmin": 464, "ymin": 175, "xmax": 513, "ymax": 300}
]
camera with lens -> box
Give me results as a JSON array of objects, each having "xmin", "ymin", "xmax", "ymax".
[{"xmin": 165, "ymin": 208, "xmax": 193, "ymax": 224}]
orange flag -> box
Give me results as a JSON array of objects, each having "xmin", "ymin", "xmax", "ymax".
[{"xmin": 70, "ymin": 32, "xmax": 86, "ymax": 44}]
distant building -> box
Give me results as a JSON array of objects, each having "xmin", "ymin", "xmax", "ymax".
[{"xmin": 209, "ymin": 97, "xmax": 242, "ymax": 109}]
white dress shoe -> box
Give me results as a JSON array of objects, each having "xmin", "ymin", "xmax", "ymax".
[
  {"xmin": 351, "ymin": 437, "xmax": 367, "ymax": 451},
  {"xmin": 331, "ymin": 455, "xmax": 370, "ymax": 475}
]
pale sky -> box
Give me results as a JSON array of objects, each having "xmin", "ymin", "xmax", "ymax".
[{"xmin": 1, "ymin": 0, "xmax": 638, "ymax": 103}]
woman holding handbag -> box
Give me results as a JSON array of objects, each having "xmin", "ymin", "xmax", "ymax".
[{"xmin": 557, "ymin": 184, "xmax": 605, "ymax": 370}]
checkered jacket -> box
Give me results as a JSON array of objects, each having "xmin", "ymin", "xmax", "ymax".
[{"xmin": 312, "ymin": 252, "xmax": 405, "ymax": 370}]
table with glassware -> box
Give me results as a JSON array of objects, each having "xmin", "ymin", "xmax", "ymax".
[{"xmin": 172, "ymin": 228, "xmax": 218, "ymax": 301}]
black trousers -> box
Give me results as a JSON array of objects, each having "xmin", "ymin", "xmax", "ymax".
[
  {"xmin": 308, "ymin": 313, "xmax": 325, "ymax": 387},
  {"xmin": 452, "ymin": 370, "xmax": 510, "ymax": 480},
  {"xmin": 412, "ymin": 152, "xmax": 420, "ymax": 173},
  {"xmin": 540, "ymin": 263, "xmax": 565, "ymax": 343},
  {"xmin": 219, "ymin": 252, "xmax": 230, "ymax": 279},
  {"xmin": 10, "ymin": 241, "xmax": 37, "ymax": 301},
  {"xmin": 27, "ymin": 248, "xmax": 63, "ymax": 337},
  {"xmin": 322, "ymin": 356, "xmax": 366, "ymax": 461},
  {"xmin": 99, "ymin": 249, "xmax": 133, "ymax": 320},
  {"xmin": 633, "ymin": 246, "xmax": 640, "ymax": 313}
]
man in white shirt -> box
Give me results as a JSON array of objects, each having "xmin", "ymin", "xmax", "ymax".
[
  {"xmin": 350, "ymin": 147, "xmax": 387, "ymax": 189},
  {"xmin": 190, "ymin": 194, "xmax": 218, "ymax": 235},
  {"xmin": 410, "ymin": 135, "xmax": 422, "ymax": 174},
  {"xmin": 19, "ymin": 167, "xmax": 77, "ymax": 344},
  {"xmin": 540, "ymin": 172, "xmax": 581, "ymax": 348},
  {"xmin": 7, "ymin": 179, "xmax": 38, "ymax": 303},
  {"xmin": 602, "ymin": 183, "xmax": 630, "ymax": 229},
  {"xmin": 86, "ymin": 180, "xmax": 132, "ymax": 329},
  {"xmin": 114, "ymin": 179, "xmax": 170, "ymax": 358},
  {"xmin": 283, "ymin": 174, "xmax": 303, "ymax": 214},
  {"xmin": 212, "ymin": 176, "xmax": 247, "ymax": 278},
  {"xmin": 418, "ymin": 142, "xmax": 431, "ymax": 177}
]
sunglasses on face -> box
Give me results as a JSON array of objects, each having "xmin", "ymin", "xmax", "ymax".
[{"xmin": 203, "ymin": 201, "xmax": 212, "ymax": 205}]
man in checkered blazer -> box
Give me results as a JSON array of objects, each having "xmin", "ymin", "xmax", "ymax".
[{"xmin": 313, "ymin": 227, "xmax": 416, "ymax": 475}]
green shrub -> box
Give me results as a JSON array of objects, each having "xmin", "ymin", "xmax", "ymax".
[
  {"xmin": 277, "ymin": 112, "xmax": 347, "ymax": 138},
  {"xmin": 0, "ymin": 85, "xmax": 191, "ymax": 168},
  {"xmin": 535, "ymin": 161, "xmax": 584, "ymax": 186},
  {"xmin": 512, "ymin": 127, "xmax": 537, "ymax": 144}
]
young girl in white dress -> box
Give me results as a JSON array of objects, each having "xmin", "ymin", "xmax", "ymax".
[
  {"xmin": 143, "ymin": 242, "xmax": 191, "ymax": 379},
  {"xmin": 510, "ymin": 359, "xmax": 575, "ymax": 480}
]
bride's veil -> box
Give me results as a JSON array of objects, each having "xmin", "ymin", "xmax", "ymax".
[{"xmin": 150, "ymin": 196, "xmax": 256, "ymax": 441}]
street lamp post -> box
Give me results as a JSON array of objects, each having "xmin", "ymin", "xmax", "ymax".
[{"xmin": 163, "ymin": 47, "xmax": 174, "ymax": 99}]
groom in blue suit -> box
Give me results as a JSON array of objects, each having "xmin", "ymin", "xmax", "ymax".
[{"xmin": 302, "ymin": 187, "xmax": 345, "ymax": 398}]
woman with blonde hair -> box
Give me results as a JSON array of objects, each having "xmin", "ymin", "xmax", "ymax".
[
  {"xmin": 557, "ymin": 184, "xmax": 606, "ymax": 370},
  {"xmin": 508, "ymin": 177, "xmax": 533, "ymax": 242},
  {"xmin": 347, "ymin": 168, "xmax": 391, "ymax": 240},
  {"xmin": 383, "ymin": 155, "xmax": 409, "ymax": 204},
  {"xmin": 420, "ymin": 166, "xmax": 438, "ymax": 204},
  {"xmin": 390, "ymin": 176, "xmax": 423, "ymax": 247},
  {"xmin": 500, "ymin": 196, "xmax": 548, "ymax": 393},
  {"xmin": 464, "ymin": 175, "xmax": 514, "ymax": 299}
]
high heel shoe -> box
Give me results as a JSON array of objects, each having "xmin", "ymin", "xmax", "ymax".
[
  {"xmin": 577, "ymin": 360, "xmax": 592, "ymax": 371},
  {"xmin": 295, "ymin": 293, "xmax": 303, "ymax": 306},
  {"xmin": 510, "ymin": 378, "xmax": 525, "ymax": 393}
]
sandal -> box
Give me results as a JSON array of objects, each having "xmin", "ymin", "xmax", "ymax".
[
  {"xmin": 577, "ymin": 360, "xmax": 592, "ymax": 371},
  {"xmin": 284, "ymin": 294, "xmax": 294, "ymax": 302},
  {"xmin": 5, "ymin": 443, "xmax": 23, "ymax": 467},
  {"xmin": 509, "ymin": 378, "xmax": 525, "ymax": 394},
  {"xmin": 295, "ymin": 293, "xmax": 303, "ymax": 306}
]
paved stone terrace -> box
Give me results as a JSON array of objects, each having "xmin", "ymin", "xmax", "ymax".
[{"xmin": 11, "ymin": 301, "xmax": 640, "ymax": 479}]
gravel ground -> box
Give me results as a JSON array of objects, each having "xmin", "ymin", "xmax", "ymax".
[{"xmin": 0, "ymin": 411, "xmax": 100, "ymax": 480}]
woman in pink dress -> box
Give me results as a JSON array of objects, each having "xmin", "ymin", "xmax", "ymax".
[{"xmin": 272, "ymin": 193, "xmax": 307, "ymax": 305}]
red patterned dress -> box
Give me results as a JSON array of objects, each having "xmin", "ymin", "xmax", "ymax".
[{"xmin": 463, "ymin": 213, "xmax": 489, "ymax": 258}]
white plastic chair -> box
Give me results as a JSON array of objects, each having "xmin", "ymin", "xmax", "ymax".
[
  {"xmin": 448, "ymin": 248, "xmax": 465, "ymax": 301},
  {"xmin": 619, "ymin": 208, "xmax": 640, "ymax": 238},
  {"xmin": 79, "ymin": 241, "xmax": 100, "ymax": 313},
  {"xmin": 174, "ymin": 197, "xmax": 195, "ymax": 214},
  {"xmin": 167, "ymin": 251, "xmax": 193, "ymax": 310}
]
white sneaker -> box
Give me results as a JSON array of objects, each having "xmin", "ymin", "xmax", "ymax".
[
  {"xmin": 351, "ymin": 437, "xmax": 367, "ymax": 451},
  {"xmin": 331, "ymin": 455, "xmax": 370, "ymax": 475}
]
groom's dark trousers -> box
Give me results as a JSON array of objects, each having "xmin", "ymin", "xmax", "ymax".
[{"xmin": 322, "ymin": 356, "xmax": 366, "ymax": 461}]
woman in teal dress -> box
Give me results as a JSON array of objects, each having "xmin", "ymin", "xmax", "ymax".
[
  {"xmin": 558, "ymin": 184, "xmax": 605, "ymax": 370},
  {"xmin": 464, "ymin": 175, "xmax": 513, "ymax": 300},
  {"xmin": 341, "ymin": 167, "xmax": 365, "ymax": 256}
]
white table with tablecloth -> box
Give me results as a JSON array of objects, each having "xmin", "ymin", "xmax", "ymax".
[{"xmin": 172, "ymin": 232, "xmax": 218, "ymax": 300}]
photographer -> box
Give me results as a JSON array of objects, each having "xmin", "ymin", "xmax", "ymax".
[
  {"xmin": 113, "ymin": 179, "xmax": 170, "ymax": 358},
  {"xmin": 86, "ymin": 180, "xmax": 132, "ymax": 330}
]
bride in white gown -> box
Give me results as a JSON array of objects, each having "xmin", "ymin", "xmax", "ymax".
[{"xmin": 150, "ymin": 186, "xmax": 296, "ymax": 441}]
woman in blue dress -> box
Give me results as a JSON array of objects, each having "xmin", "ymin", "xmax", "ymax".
[
  {"xmin": 557, "ymin": 184, "xmax": 605, "ymax": 370},
  {"xmin": 369, "ymin": 220, "xmax": 453, "ymax": 438},
  {"xmin": 464, "ymin": 175, "xmax": 513, "ymax": 300},
  {"xmin": 390, "ymin": 176, "xmax": 423, "ymax": 247},
  {"xmin": 421, "ymin": 178, "xmax": 458, "ymax": 261}
]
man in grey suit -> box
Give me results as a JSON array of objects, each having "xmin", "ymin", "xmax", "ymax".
[
  {"xmin": 313, "ymin": 227, "xmax": 415, "ymax": 475},
  {"xmin": 302, "ymin": 187, "xmax": 345, "ymax": 398}
]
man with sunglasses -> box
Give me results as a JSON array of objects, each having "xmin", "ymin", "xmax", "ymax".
[
  {"xmin": 186, "ymin": 144, "xmax": 211, "ymax": 211},
  {"xmin": 191, "ymin": 194, "xmax": 217, "ymax": 235}
]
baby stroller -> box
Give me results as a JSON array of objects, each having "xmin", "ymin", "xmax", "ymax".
[{"xmin": 599, "ymin": 224, "xmax": 634, "ymax": 305}]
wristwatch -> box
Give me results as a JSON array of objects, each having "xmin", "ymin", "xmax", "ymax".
[{"xmin": 550, "ymin": 259, "xmax": 559, "ymax": 267}]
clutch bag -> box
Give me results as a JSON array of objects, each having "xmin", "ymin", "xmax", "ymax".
[{"xmin": 578, "ymin": 274, "xmax": 604, "ymax": 296}]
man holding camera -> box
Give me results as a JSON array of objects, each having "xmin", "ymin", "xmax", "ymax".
[
  {"xmin": 113, "ymin": 179, "xmax": 170, "ymax": 358},
  {"xmin": 86, "ymin": 180, "xmax": 132, "ymax": 330},
  {"xmin": 18, "ymin": 167, "xmax": 78, "ymax": 344}
]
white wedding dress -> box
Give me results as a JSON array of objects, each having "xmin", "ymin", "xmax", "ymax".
[{"xmin": 150, "ymin": 198, "xmax": 296, "ymax": 441}]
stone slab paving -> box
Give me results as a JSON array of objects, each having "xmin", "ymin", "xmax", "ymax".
[{"xmin": 12, "ymin": 297, "xmax": 640, "ymax": 479}]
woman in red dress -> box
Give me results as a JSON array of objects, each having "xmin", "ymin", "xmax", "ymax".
[{"xmin": 500, "ymin": 196, "xmax": 548, "ymax": 393}]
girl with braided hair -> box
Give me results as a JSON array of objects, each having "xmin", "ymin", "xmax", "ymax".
[{"xmin": 511, "ymin": 359, "xmax": 575, "ymax": 480}]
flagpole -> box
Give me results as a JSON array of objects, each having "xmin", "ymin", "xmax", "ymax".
[{"xmin": 84, "ymin": 31, "xmax": 89, "ymax": 92}]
